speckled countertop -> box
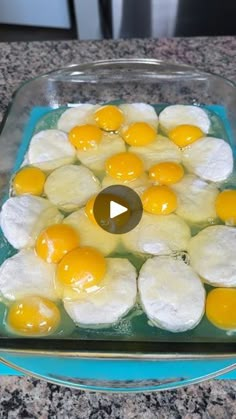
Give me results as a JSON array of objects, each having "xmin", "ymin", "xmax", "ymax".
[{"xmin": 0, "ymin": 37, "xmax": 236, "ymax": 418}]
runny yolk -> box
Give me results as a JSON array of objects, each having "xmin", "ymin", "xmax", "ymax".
[
  {"xmin": 206, "ymin": 288, "xmax": 236, "ymax": 330},
  {"xmin": 85, "ymin": 196, "xmax": 97, "ymax": 224},
  {"xmin": 215, "ymin": 190, "xmax": 236, "ymax": 225},
  {"xmin": 13, "ymin": 166, "xmax": 46, "ymax": 196},
  {"xmin": 105, "ymin": 152, "xmax": 144, "ymax": 182},
  {"xmin": 68, "ymin": 124, "xmax": 103, "ymax": 150},
  {"xmin": 35, "ymin": 224, "xmax": 80, "ymax": 264},
  {"xmin": 149, "ymin": 162, "xmax": 184, "ymax": 185},
  {"xmin": 94, "ymin": 105, "xmax": 124, "ymax": 131},
  {"xmin": 142, "ymin": 185, "xmax": 177, "ymax": 215},
  {"xmin": 122, "ymin": 122, "xmax": 156, "ymax": 146},
  {"xmin": 169, "ymin": 124, "xmax": 204, "ymax": 147},
  {"xmin": 7, "ymin": 296, "xmax": 61, "ymax": 336},
  {"xmin": 57, "ymin": 246, "xmax": 106, "ymax": 291}
]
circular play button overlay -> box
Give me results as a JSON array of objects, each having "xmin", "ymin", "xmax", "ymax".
[{"xmin": 93, "ymin": 185, "xmax": 143, "ymax": 234}]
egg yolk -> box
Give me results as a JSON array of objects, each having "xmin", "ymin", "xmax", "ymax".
[
  {"xmin": 35, "ymin": 224, "xmax": 80, "ymax": 263},
  {"xmin": 68, "ymin": 124, "xmax": 103, "ymax": 150},
  {"xmin": 215, "ymin": 190, "xmax": 236, "ymax": 225},
  {"xmin": 95, "ymin": 105, "xmax": 124, "ymax": 131},
  {"xmin": 149, "ymin": 162, "xmax": 184, "ymax": 185},
  {"xmin": 105, "ymin": 152, "xmax": 143, "ymax": 182},
  {"xmin": 13, "ymin": 167, "xmax": 46, "ymax": 196},
  {"xmin": 85, "ymin": 196, "xmax": 97, "ymax": 224},
  {"xmin": 142, "ymin": 185, "xmax": 177, "ymax": 215},
  {"xmin": 206, "ymin": 288, "xmax": 236, "ymax": 330},
  {"xmin": 122, "ymin": 122, "xmax": 156, "ymax": 146},
  {"xmin": 57, "ymin": 246, "xmax": 106, "ymax": 291},
  {"xmin": 169, "ymin": 124, "xmax": 203, "ymax": 147},
  {"xmin": 7, "ymin": 296, "xmax": 60, "ymax": 336}
]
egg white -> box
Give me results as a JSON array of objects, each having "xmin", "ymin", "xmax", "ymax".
[
  {"xmin": 102, "ymin": 173, "xmax": 150, "ymax": 197},
  {"xmin": 77, "ymin": 133, "xmax": 126, "ymax": 172},
  {"xmin": 44, "ymin": 164, "xmax": 101, "ymax": 212},
  {"xmin": 63, "ymin": 208, "xmax": 120, "ymax": 256},
  {"xmin": 172, "ymin": 174, "xmax": 219, "ymax": 223},
  {"xmin": 159, "ymin": 105, "xmax": 210, "ymax": 133},
  {"xmin": 0, "ymin": 195, "xmax": 63, "ymax": 249},
  {"xmin": 0, "ymin": 249, "xmax": 57, "ymax": 301},
  {"xmin": 129, "ymin": 136, "xmax": 181, "ymax": 170},
  {"xmin": 138, "ymin": 256, "xmax": 205, "ymax": 332},
  {"xmin": 119, "ymin": 103, "xmax": 158, "ymax": 129},
  {"xmin": 63, "ymin": 258, "xmax": 137, "ymax": 326},
  {"xmin": 28, "ymin": 129, "xmax": 76, "ymax": 171},
  {"xmin": 57, "ymin": 104, "xmax": 98, "ymax": 132},
  {"xmin": 188, "ymin": 225, "xmax": 236, "ymax": 287},
  {"xmin": 182, "ymin": 137, "xmax": 233, "ymax": 182},
  {"xmin": 121, "ymin": 213, "xmax": 191, "ymax": 256}
]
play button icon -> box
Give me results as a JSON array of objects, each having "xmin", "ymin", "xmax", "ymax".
[
  {"xmin": 93, "ymin": 185, "xmax": 143, "ymax": 234},
  {"xmin": 110, "ymin": 201, "xmax": 128, "ymax": 219}
]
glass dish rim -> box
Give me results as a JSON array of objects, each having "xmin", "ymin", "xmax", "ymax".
[{"xmin": 0, "ymin": 58, "xmax": 236, "ymax": 358}]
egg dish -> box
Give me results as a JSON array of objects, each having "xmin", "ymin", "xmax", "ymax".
[{"xmin": 0, "ymin": 102, "xmax": 236, "ymax": 339}]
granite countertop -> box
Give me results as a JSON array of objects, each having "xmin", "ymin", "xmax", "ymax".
[{"xmin": 0, "ymin": 37, "xmax": 236, "ymax": 418}]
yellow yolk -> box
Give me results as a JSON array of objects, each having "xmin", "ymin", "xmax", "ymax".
[
  {"xmin": 35, "ymin": 224, "xmax": 80, "ymax": 263},
  {"xmin": 122, "ymin": 122, "xmax": 156, "ymax": 146},
  {"xmin": 105, "ymin": 152, "xmax": 143, "ymax": 182},
  {"xmin": 85, "ymin": 196, "xmax": 97, "ymax": 224},
  {"xmin": 142, "ymin": 185, "xmax": 177, "ymax": 215},
  {"xmin": 215, "ymin": 190, "xmax": 236, "ymax": 225},
  {"xmin": 57, "ymin": 246, "xmax": 106, "ymax": 291},
  {"xmin": 13, "ymin": 167, "xmax": 46, "ymax": 196},
  {"xmin": 169, "ymin": 125, "xmax": 204, "ymax": 147},
  {"xmin": 149, "ymin": 162, "xmax": 184, "ymax": 185},
  {"xmin": 68, "ymin": 124, "xmax": 103, "ymax": 150},
  {"xmin": 95, "ymin": 105, "xmax": 124, "ymax": 131},
  {"xmin": 206, "ymin": 288, "xmax": 236, "ymax": 330},
  {"xmin": 7, "ymin": 296, "xmax": 60, "ymax": 336}
]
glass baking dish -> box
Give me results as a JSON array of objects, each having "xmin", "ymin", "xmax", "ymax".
[{"xmin": 0, "ymin": 59, "xmax": 236, "ymax": 391}]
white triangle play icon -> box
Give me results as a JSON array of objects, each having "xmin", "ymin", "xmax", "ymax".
[{"xmin": 110, "ymin": 200, "xmax": 128, "ymax": 219}]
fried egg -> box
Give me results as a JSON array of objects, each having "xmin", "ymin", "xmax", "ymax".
[
  {"xmin": 68, "ymin": 124, "xmax": 103, "ymax": 151},
  {"xmin": 159, "ymin": 105, "xmax": 210, "ymax": 133},
  {"xmin": 149, "ymin": 162, "xmax": 184, "ymax": 185},
  {"xmin": 76, "ymin": 133, "xmax": 126, "ymax": 172},
  {"xmin": 188, "ymin": 225, "xmax": 236, "ymax": 287},
  {"xmin": 129, "ymin": 136, "xmax": 181, "ymax": 170},
  {"xmin": 122, "ymin": 213, "xmax": 190, "ymax": 256},
  {"xmin": 0, "ymin": 249, "xmax": 57, "ymax": 301},
  {"xmin": 35, "ymin": 224, "xmax": 80, "ymax": 263},
  {"xmin": 63, "ymin": 258, "xmax": 137, "ymax": 326},
  {"xmin": 28, "ymin": 129, "xmax": 76, "ymax": 171},
  {"xmin": 12, "ymin": 167, "xmax": 46, "ymax": 196},
  {"xmin": 142, "ymin": 185, "xmax": 177, "ymax": 215},
  {"xmin": 206, "ymin": 288, "xmax": 236, "ymax": 330},
  {"xmin": 122, "ymin": 122, "xmax": 157, "ymax": 147},
  {"xmin": 95, "ymin": 105, "xmax": 124, "ymax": 131},
  {"xmin": 57, "ymin": 104, "xmax": 98, "ymax": 132},
  {"xmin": 44, "ymin": 164, "xmax": 101, "ymax": 212},
  {"xmin": 105, "ymin": 152, "xmax": 144, "ymax": 182},
  {"xmin": 169, "ymin": 125, "xmax": 204, "ymax": 148},
  {"xmin": 215, "ymin": 190, "xmax": 236, "ymax": 225},
  {"xmin": 7, "ymin": 296, "xmax": 61, "ymax": 336},
  {"xmin": 57, "ymin": 246, "xmax": 107, "ymax": 292},
  {"xmin": 63, "ymin": 208, "xmax": 120, "ymax": 255},
  {"xmin": 0, "ymin": 196, "xmax": 63, "ymax": 249},
  {"xmin": 138, "ymin": 256, "xmax": 205, "ymax": 332},
  {"xmin": 172, "ymin": 174, "xmax": 218, "ymax": 223},
  {"xmin": 182, "ymin": 137, "xmax": 233, "ymax": 182},
  {"xmin": 119, "ymin": 103, "xmax": 158, "ymax": 129}
]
